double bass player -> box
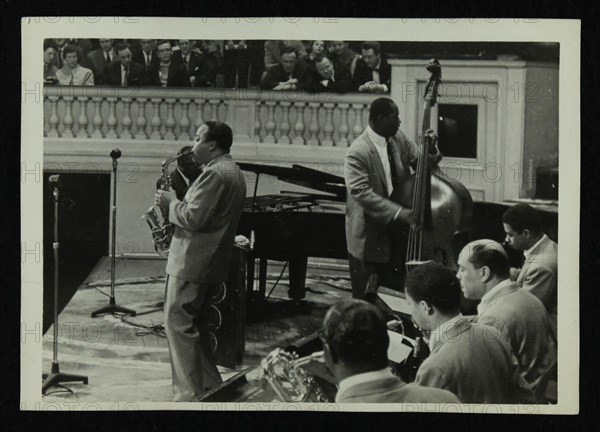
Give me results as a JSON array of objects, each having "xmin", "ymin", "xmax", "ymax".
[{"xmin": 344, "ymin": 97, "xmax": 442, "ymax": 298}]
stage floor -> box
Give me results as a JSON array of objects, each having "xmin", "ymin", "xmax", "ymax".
[{"xmin": 41, "ymin": 257, "xmax": 352, "ymax": 402}]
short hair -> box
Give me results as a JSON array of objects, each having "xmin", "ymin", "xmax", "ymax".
[
  {"xmin": 115, "ymin": 43, "xmax": 130, "ymax": 55},
  {"xmin": 44, "ymin": 40, "xmax": 58, "ymax": 52},
  {"xmin": 280, "ymin": 45, "xmax": 297, "ymax": 57},
  {"xmin": 404, "ymin": 262, "xmax": 462, "ymax": 314},
  {"xmin": 156, "ymin": 40, "xmax": 172, "ymax": 49},
  {"xmin": 204, "ymin": 121, "xmax": 233, "ymax": 152},
  {"xmin": 369, "ymin": 97, "xmax": 396, "ymax": 122},
  {"xmin": 361, "ymin": 41, "xmax": 381, "ymax": 55},
  {"xmin": 62, "ymin": 45, "xmax": 81, "ymax": 60},
  {"xmin": 502, "ymin": 203, "xmax": 543, "ymax": 234},
  {"xmin": 322, "ymin": 300, "xmax": 389, "ymax": 369},
  {"xmin": 315, "ymin": 56, "xmax": 331, "ymax": 65},
  {"xmin": 464, "ymin": 240, "xmax": 510, "ymax": 279}
]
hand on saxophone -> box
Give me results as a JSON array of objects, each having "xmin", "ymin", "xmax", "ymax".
[{"xmin": 155, "ymin": 189, "xmax": 176, "ymax": 210}]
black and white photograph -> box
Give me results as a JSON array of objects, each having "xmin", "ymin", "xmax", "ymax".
[{"xmin": 20, "ymin": 17, "xmax": 579, "ymax": 412}]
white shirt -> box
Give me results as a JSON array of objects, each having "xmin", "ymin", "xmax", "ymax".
[
  {"xmin": 524, "ymin": 234, "xmax": 548, "ymax": 258},
  {"xmin": 427, "ymin": 313, "xmax": 464, "ymax": 352},
  {"xmin": 366, "ymin": 125, "xmax": 393, "ymax": 196},
  {"xmin": 120, "ymin": 64, "xmax": 128, "ymax": 86},
  {"xmin": 336, "ymin": 367, "xmax": 394, "ymax": 402},
  {"xmin": 477, "ymin": 278, "xmax": 513, "ymax": 316}
]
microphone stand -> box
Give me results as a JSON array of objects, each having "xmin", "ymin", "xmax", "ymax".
[
  {"xmin": 43, "ymin": 175, "xmax": 88, "ymax": 394},
  {"xmin": 91, "ymin": 149, "xmax": 136, "ymax": 317}
]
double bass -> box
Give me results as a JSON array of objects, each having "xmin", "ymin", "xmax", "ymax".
[{"xmin": 389, "ymin": 59, "xmax": 474, "ymax": 285}]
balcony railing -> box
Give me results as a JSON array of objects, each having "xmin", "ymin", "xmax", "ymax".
[{"xmin": 43, "ymin": 86, "xmax": 380, "ymax": 148}]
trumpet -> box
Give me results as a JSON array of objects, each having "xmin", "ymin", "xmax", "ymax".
[{"xmin": 141, "ymin": 150, "xmax": 193, "ymax": 257}]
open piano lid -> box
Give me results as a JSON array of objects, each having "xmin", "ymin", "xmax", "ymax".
[{"xmin": 238, "ymin": 162, "xmax": 346, "ymax": 202}]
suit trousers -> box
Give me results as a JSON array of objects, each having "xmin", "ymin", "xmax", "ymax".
[{"xmin": 164, "ymin": 275, "xmax": 223, "ymax": 401}]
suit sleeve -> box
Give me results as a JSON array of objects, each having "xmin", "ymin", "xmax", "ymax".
[
  {"xmin": 345, "ymin": 148, "xmax": 402, "ymax": 223},
  {"xmin": 260, "ymin": 66, "xmax": 279, "ymax": 89},
  {"xmin": 83, "ymin": 70, "xmax": 94, "ymax": 86},
  {"xmin": 415, "ymin": 362, "xmax": 451, "ymax": 392},
  {"xmin": 520, "ymin": 265, "xmax": 556, "ymax": 309},
  {"xmin": 168, "ymin": 169, "xmax": 224, "ymax": 231}
]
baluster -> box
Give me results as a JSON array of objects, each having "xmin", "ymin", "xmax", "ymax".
[
  {"xmin": 77, "ymin": 96, "xmax": 88, "ymax": 138},
  {"xmin": 47, "ymin": 96, "xmax": 59, "ymax": 137},
  {"xmin": 106, "ymin": 97, "xmax": 117, "ymax": 139},
  {"xmin": 352, "ymin": 103, "xmax": 365, "ymax": 140},
  {"xmin": 61, "ymin": 97, "xmax": 74, "ymax": 138},
  {"xmin": 150, "ymin": 98, "xmax": 162, "ymax": 139},
  {"xmin": 179, "ymin": 98, "xmax": 191, "ymax": 141},
  {"xmin": 121, "ymin": 97, "xmax": 133, "ymax": 139},
  {"xmin": 338, "ymin": 103, "xmax": 350, "ymax": 147},
  {"xmin": 194, "ymin": 100, "xmax": 205, "ymax": 132},
  {"xmin": 277, "ymin": 102, "xmax": 292, "ymax": 144},
  {"xmin": 263, "ymin": 101, "xmax": 276, "ymax": 144},
  {"xmin": 91, "ymin": 97, "xmax": 103, "ymax": 138},
  {"xmin": 221, "ymin": 100, "xmax": 229, "ymax": 124},
  {"xmin": 307, "ymin": 102, "xmax": 320, "ymax": 146},
  {"xmin": 210, "ymin": 100, "xmax": 219, "ymax": 121},
  {"xmin": 135, "ymin": 98, "xmax": 148, "ymax": 139},
  {"xmin": 292, "ymin": 102, "xmax": 306, "ymax": 145},
  {"xmin": 254, "ymin": 101, "xmax": 262, "ymax": 143},
  {"xmin": 322, "ymin": 103, "xmax": 335, "ymax": 146},
  {"xmin": 164, "ymin": 99, "xmax": 176, "ymax": 140}
]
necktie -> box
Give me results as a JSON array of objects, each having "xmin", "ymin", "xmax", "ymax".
[
  {"xmin": 105, "ymin": 52, "xmax": 111, "ymax": 64},
  {"xmin": 183, "ymin": 55, "xmax": 189, "ymax": 71},
  {"xmin": 145, "ymin": 52, "xmax": 150, "ymax": 67},
  {"xmin": 123, "ymin": 67, "xmax": 129, "ymax": 87}
]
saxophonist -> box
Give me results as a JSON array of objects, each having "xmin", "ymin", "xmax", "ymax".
[
  {"xmin": 155, "ymin": 121, "xmax": 247, "ymax": 401},
  {"xmin": 156, "ymin": 145, "xmax": 203, "ymax": 200}
]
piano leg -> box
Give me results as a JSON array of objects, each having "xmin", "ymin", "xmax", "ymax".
[{"xmin": 288, "ymin": 255, "xmax": 308, "ymax": 300}]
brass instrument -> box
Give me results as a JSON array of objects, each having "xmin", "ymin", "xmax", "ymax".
[
  {"xmin": 261, "ymin": 348, "xmax": 332, "ymax": 402},
  {"xmin": 141, "ymin": 150, "xmax": 193, "ymax": 257}
]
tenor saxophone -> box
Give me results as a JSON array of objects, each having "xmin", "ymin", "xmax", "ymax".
[{"xmin": 141, "ymin": 150, "xmax": 193, "ymax": 257}]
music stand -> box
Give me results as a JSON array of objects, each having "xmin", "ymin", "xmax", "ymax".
[
  {"xmin": 42, "ymin": 174, "xmax": 89, "ymax": 394},
  {"xmin": 91, "ymin": 149, "xmax": 136, "ymax": 317}
]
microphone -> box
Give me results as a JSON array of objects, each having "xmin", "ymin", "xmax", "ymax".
[{"xmin": 110, "ymin": 149, "xmax": 122, "ymax": 160}]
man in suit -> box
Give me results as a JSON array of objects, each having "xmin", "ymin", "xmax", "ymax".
[
  {"xmin": 406, "ymin": 262, "xmax": 536, "ymax": 404},
  {"xmin": 264, "ymin": 40, "xmax": 307, "ymax": 70},
  {"xmin": 133, "ymin": 39, "xmax": 160, "ymax": 72},
  {"xmin": 86, "ymin": 39, "xmax": 118, "ymax": 85},
  {"xmin": 106, "ymin": 43, "xmax": 147, "ymax": 87},
  {"xmin": 322, "ymin": 299, "xmax": 460, "ymax": 403},
  {"xmin": 344, "ymin": 97, "xmax": 441, "ymax": 298},
  {"xmin": 457, "ymin": 239, "xmax": 557, "ymax": 387},
  {"xmin": 351, "ymin": 41, "xmax": 392, "ymax": 93},
  {"xmin": 329, "ymin": 41, "xmax": 358, "ymax": 73},
  {"xmin": 260, "ymin": 46, "xmax": 308, "ymax": 90},
  {"xmin": 172, "ymin": 39, "xmax": 216, "ymax": 87},
  {"xmin": 502, "ymin": 203, "xmax": 558, "ymax": 315},
  {"xmin": 155, "ymin": 121, "xmax": 246, "ymax": 401},
  {"xmin": 157, "ymin": 145, "xmax": 203, "ymax": 201},
  {"xmin": 148, "ymin": 40, "xmax": 189, "ymax": 88},
  {"xmin": 304, "ymin": 56, "xmax": 352, "ymax": 94}
]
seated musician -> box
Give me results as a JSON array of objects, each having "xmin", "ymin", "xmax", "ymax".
[
  {"xmin": 406, "ymin": 262, "xmax": 536, "ymax": 404},
  {"xmin": 502, "ymin": 203, "xmax": 558, "ymax": 316},
  {"xmin": 157, "ymin": 145, "xmax": 203, "ymax": 200},
  {"xmin": 321, "ymin": 299, "xmax": 460, "ymax": 403},
  {"xmin": 344, "ymin": 97, "xmax": 441, "ymax": 299},
  {"xmin": 456, "ymin": 240, "xmax": 557, "ymax": 387}
]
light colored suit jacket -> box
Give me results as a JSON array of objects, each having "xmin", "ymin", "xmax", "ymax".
[
  {"xmin": 336, "ymin": 376, "xmax": 460, "ymax": 403},
  {"xmin": 517, "ymin": 235, "xmax": 558, "ymax": 314},
  {"xmin": 477, "ymin": 281, "xmax": 557, "ymax": 386},
  {"xmin": 344, "ymin": 129, "xmax": 419, "ymax": 262},
  {"xmin": 415, "ymin": 317, "xmax": 535, "ymax": 404},
  {"xmin": 166, "ymin": 154, "xmax": 246, "ymax": 284}
]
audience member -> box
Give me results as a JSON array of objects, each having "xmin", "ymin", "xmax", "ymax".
[
  {"xmin": 133, "ymin": 39, "xmax": 160, "ymax": 72},
  {"xmin": 86, "ymin": 39, "xmax": 118, "ymax": 85},
  {"xmin": 55, "ymin": 45, "xmax": 94, "ymax": 86},
  {"xmin": 223, "ymin": 40, "xmax": 265, "ymax": 88},
  {"xmin": 351, "ymin": 41, "xmax": 391, "ymax": 93},
  {"xmin": 502, "ymin": 204, "xmax": 558, "ymax": 315},
  {"xmin": 148, "ymin": 40, "xmax": 189, "ymax": 87},
  {"xmin": 329, "ymin": 41, "xmax": 358, "ymax": 73},
  {"xmin": 43, "ymin": 40, "xmax": 59, "ymax": 84},
  {"xmin": 304, "ymin": 56, "xmax": 352, "ymax": 93},
  {"xmin": 457, "ymin": 240, "xmax": 557, "ymax": 387},
  {"xmin": 106, "ymin": 43, "xmax": 147, "ymax": 87},
  {"xmin": 321, "ymin": 299, "xmax": 460, "ymax": 403},
  {"xmin": 264, "ymin": 40, "xmax": 307, "ymax": 70},
  {"xmin": 407, "ymin": 262, "xmax": 536, "ymax": 403},
  {"xmin": 260, "ymin": 46, "xmax": 308, "ymax": 90},
  {"xmin": 172, "ymin": 39, "xmax": 216, "ymax": 87},
  {"xmin": 297, "ymin": 40, "xmax": 328, "ymax": 75}
]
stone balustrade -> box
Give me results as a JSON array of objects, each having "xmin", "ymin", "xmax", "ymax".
[{"xmin": 43, "ymin": 86, "xmax": 380, "ymax": 148}]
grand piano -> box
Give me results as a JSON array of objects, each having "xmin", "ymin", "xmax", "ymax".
[{"xmin": 237, "ymin": 162, "xmax": 348, "ymax": 302}]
